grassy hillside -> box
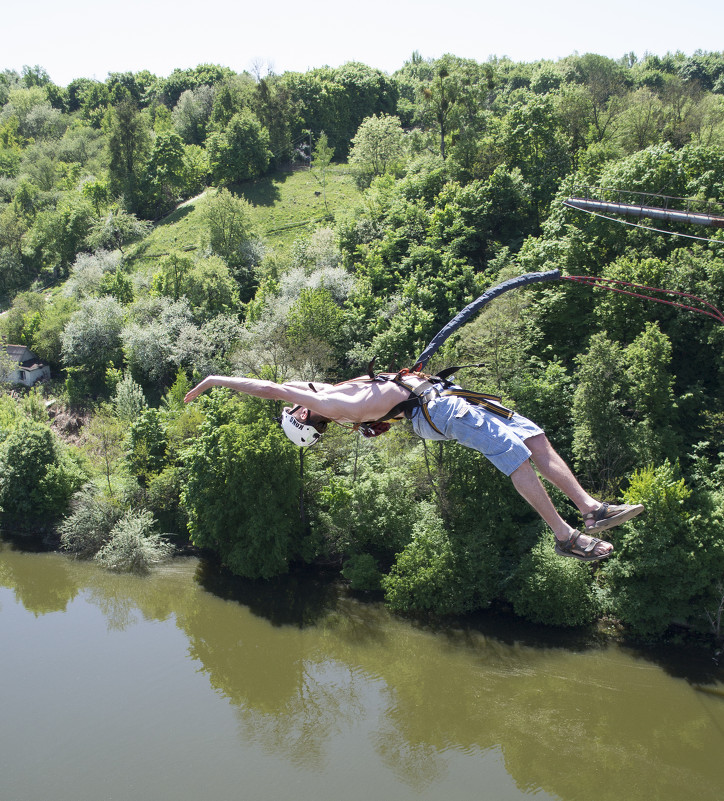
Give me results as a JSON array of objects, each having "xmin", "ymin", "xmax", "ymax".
[{"xmin": 125, "ymin": 164, "xmax": 361, "ymax": 272}]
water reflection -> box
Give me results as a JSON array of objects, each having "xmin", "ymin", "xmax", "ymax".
[
  {"xmin": 194, "ymin": 556, "xmax": 340, "ymax": 627},
  {"xmin": 1, "ymin": 539, "xmax": 723, "ymax": 801},
  {"xmin": 0, "ymin": 539, "xmax": 79, "ymax": 614}
]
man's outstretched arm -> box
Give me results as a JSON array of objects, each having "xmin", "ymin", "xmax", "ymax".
[
  {"xmin": 183, "ymin": 374, "xmax": 374, "ymax": 422},
  {"xmin": 185, "ymin": 375, "xmax": 326, "ymax": 404}
]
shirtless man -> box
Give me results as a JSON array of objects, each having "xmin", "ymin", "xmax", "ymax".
[{"xmin": 184, "ymin": 372, "xmax": 643, "ymax": 562}]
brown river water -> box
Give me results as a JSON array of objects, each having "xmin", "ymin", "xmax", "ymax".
[{"xmin": 1, "ymin": 537, "xmax": 723, "ymax": 801}]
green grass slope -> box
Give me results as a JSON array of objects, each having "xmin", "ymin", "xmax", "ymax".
[{"xmin": 125, "ymin": 165, "xmax": 361, "ymax": 272}]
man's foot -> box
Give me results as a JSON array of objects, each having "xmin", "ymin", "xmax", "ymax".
[
  {"xmin": 583, "ymin": 502, "xmax": 644, "ymax": 533},
  {"xmin": 554, "ymin": 530, "xmax": 613, "ymax": 562}
]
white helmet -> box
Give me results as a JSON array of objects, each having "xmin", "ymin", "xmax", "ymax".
[{"xmin": 280, "ymin": 407, "xmax": 326, "ymax": 447}]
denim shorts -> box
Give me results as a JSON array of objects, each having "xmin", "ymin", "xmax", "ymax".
[{"xmin": 410, "ymin": 394, "xmax": 544, "ymax": 476}]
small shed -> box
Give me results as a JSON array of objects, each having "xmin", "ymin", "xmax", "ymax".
[{"xmin": 2, "ymin": 344, "xmax": 51, "ymax": 387}]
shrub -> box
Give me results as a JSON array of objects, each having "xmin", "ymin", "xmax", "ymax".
[
  {"xmin": 506, "ymin": 534, "xmax": 600, "ymax": 627},
  {"xmin": 603, "ymin": 462, "xmax": 724, "ymax": 638},
  {"xmin": 113, "ymin": 372, "xmax": 147, "ymax": 422},
  {"xmin": 94, "ymin": 509, "xmax": 173, "ymax": 573},
  {"xmin": 341, "ymin": 553, "xmax": 382, "ymax": 591},
  {"xmin": 181, "ymin": 393, "xmax": 304, "ymax": 579},
  {"xmin": 0, "ymin": 420, "xmax": 87, "ymax": 526},
  {"xmin": 145, "ymin": 466, "xmax": 188, "ymax": 536},
  {"xmin": 61, "ymin": 296, "xmax": 125, "ymax": 374},
  {"xmin": 382, "ymin": 513, "xmax": 457, "ymax": 614},
  {"xmin": 382, "ymin": 502, "xmax": 500, "ymax": 615},
  {"xmin": 125, "ymin": 408, "xmax": 168, "ymax": 485},
  {"xmin": 314, "ymin": 460, "xmax": 417, "ymax": 556},
  {"xmin": 59, "ymin": 484, "xmax": 123, "ymax": 557}
]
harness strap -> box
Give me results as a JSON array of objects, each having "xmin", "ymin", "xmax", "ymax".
[
  {"xmin": 434, "ymin": 363, "xmax": 486, "ymax": 383},
  {"xmin": 446, "ymin": 389, "xmax": 513, "ymax": 418},
  {"xmin": 417, "ymin": 388, "xmax": 514, "ymax": 435},
  {"xmin": 370, "ymin": 370, "xmax": 514, "ymax": 436}
]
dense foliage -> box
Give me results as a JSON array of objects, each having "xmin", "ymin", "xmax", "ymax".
[{"xmin": 2, "ymin": 50, "xmax": 724, "ymax": 638}]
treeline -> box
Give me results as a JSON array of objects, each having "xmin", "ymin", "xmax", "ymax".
[{"xmin": 1, "ymin": 51, "xmax": 724, "ymax": 639}]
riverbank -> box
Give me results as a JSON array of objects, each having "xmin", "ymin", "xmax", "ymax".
[{"xmin": 3, "ymin": 526, "xmax": 720, "ymax": 672}]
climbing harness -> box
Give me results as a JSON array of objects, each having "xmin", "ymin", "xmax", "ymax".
[
  {"xmin": 346, "ymin": 271, "xmax": 564, "ymax": 438},
  {"xmin": 358, "ymin": 365, "xmax": 513, "ymax": 438}
]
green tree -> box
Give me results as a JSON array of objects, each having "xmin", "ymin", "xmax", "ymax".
[
  {"xmin": 181, "ymin": 393, "xmax": 304, "ymax": 579},
  {"xmin": 603, "ymin": 462, "xmax": 724, "ymax": 638},
  {"xmin": 141, "ymin": 131, "xmax": 187, "ymax": 218},
  {"xmin": 506, "ymin": 534, "xmax": 599, "ymax": 626},
  {"xmin": 382, "ymin": 501, "xmax": 501, "ymax": 615},
  {"xmin": 618, "ymin": 88, "xmax": 664, "ymax": 153},
  {"xmin": 0, "ymin": 116, "xmax": 24, "ymax": 178},
  {"xmin": 624, "ymin": 323, "xmax": 679, "ymax": 465},
  {"xmin": 500, "ymin": 92, "xmax": 570, "ymax": 222},
  {"xmin": 560, "ymin": 53, "xmax": 629, "ymax": 143},
  {"xmin": 311, "ymin": 131, "xmax": 334, "ymax": 212},
  {"xmin": 152, "ymin": 252, "xmax": 193, "ymax": 302},
  {"xmin": 86, "ymin": 206, "xmax": 152, "ymax": 254},
  {"xmin": 113, "ymin": 372, "xmax": 147, "ymax": 422},
  {"xmin": 126, "ymin": 408, "xmax": 168, "ymax": 486},
  {"xmin": 314, "ymin": 458, "xmax": 417, "ymax": 558},
  {"xmin": 281, "ymin": 63, "xmax": 397, "ymax": 158},
  {"xmin": 24, "ymin": 194, "xmax": 95, "ymax": 275},
  {"xmin": 202, "ymin": 188, "xmax": 259, "ymax": 298},
  {"xmin": 349, "ymin": 114, "xmax": 406, "ymax": 187},
  {"xmin": 571, "ymin": 333, "xmax": 634, "ymax": 497},
  {"xmin": 286, "ymin": 285, "xmax": 343, "ymax": 355},
  {"xmin": 0, "ymin": 291, "xmax": 46, "ymax": 345},
  {"xmin": 252, "ymin": 76, "xmax": 299, "ymax": 166},
  {"xmin": 30, "ymin": 295, "xmax": 78, "ymax": 369},
  {"xmin": 421, "ymin": 57, "xmax": 460, "ymax": 160},
  {"xmin": 108, "ymin": 99, "xmax": 151, "ymax": 213},
  {"xmin": 61, "ymin": 296, "xmax": 125, "ymax": 374},
  {"xmin": 182, "ymin": 255, "xmax": 241, "ymax": 319},
  {"xmin": 82, "ymin": 404, "xmax": 125, "ymax": 494},
  {"xmin": 181, "ymin": 143, "xmax": 210, "ymax": 196},
  {"xmin": 173, "ymin": 85, "xmax": 216, "ymax": 145},
  {"xmin": 207, "ymin": 108, "xmax": 271, "ymax": 185},
  {"xmin": 382, "ymin": 510, "xmax": 460, "ymax": 614},
  {"xmin": 151, "ymin": 64, "xmax": 234, "ymax": 108},
  {"xmin": 21, "ymin": 65, "xmax": 51, "ymax": 88},
  {"xmin": 0, "ymin": 420, "xmax": 86, "ymax": 526}
]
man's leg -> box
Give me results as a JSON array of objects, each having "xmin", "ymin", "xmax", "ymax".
[
  {"xmin": 524, "ymin": 433, "xmax": 599, "ymax": 517},
  {"xmin": 509, "ymin": 454, "xmax": 613, "ymax": 558},
  {"xmin": 509, "ymin": 459, "xmax": 573, "ymax": 539}
]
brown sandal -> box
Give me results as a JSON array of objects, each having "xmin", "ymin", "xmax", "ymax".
[
  {"xmin": 555, "ymin": 530, "xmax": 613, "ymax": 562},
  {"xmin": 584, "ymin": 502, "xmax": 644, "ymax": 533}
]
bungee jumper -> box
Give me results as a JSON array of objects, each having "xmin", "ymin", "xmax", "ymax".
[
  {"xmin": 184, "ymin": 270, "xmax": 645, "ymax": 563},
  {"xmin": 184, "ymin": 368, "xmax": 642, "ymax": 562}
]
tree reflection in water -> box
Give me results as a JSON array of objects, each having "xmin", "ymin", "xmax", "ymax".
[{"xmin": 2, "ymin": 542, "xmax": 724, "ymax": 801}]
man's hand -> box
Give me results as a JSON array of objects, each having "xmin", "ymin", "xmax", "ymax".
[{"xmin": 184, "ymin": 376, "xmax": 216, "ymax": 403}]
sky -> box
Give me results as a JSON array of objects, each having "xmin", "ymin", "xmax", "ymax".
[{"xmin": 4, "ymin": 0, "xmax": 724, "ymax": 86}]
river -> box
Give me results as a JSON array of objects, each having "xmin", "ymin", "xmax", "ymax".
[{"xmin": 1, "ymin": 537, "xmax": 723, "ymax": 801}]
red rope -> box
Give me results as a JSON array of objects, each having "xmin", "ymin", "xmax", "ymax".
[{"xmin": 562, "ymin": 275, "xmax": 724, "ymax": 325}]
